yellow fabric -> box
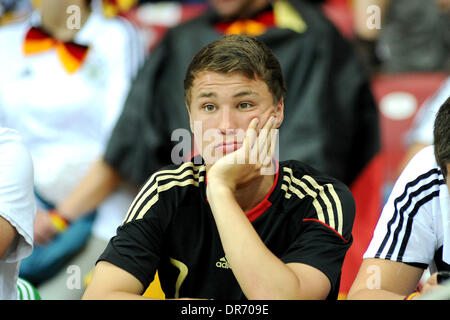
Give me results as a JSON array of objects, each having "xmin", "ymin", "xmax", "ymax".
[
  {"xmin": 224, "ymin": 20, "xmax": 269, "ymax": 36},
  {"xmin": 142, "ymin": 271, "xmax": 165, "ymax": 299},
  {"xmin": 273, "ymin": 0, "xmax": 307, "ymax": 33},
  {"xmin": 102, "ymin": 0, "xmax": 138, "ymax": 18},
  {"xmin": 48, "ymin": 211, "xmax": 70, "ymax": 232},
  {"xmin": 56, "ymin": 42, "xmax": 85, "ymax": 74},
  {"xmin": 338, "ymin": 292, "xmax": 347, "ymax": 300},
  {"xmin": 84, "ymin": 269, "xmax": 93, "ymax": 288},
  {"xmin": 23, "ymin": 38, "xmax": 55, "ymax": 55}
]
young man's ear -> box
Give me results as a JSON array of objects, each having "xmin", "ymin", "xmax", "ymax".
[{"xmin": 274, "ymin": 97, "xmax": 284, "ymax": 128}]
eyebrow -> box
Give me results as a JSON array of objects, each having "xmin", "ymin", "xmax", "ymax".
[
  {"xmin": 197, "ymin": 92, "xmax": 216, "ymax": 99},
  {"xmin": 196, "ymin": 90, "xmax": 259, "ymax": 99},
  {"xmin": 233, "ymin": 90, "xmax": 259, "ymax": 98}
]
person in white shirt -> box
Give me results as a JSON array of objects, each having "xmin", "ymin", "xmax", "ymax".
[
  {"xmin": 0, "ymin": 128, "xmax": 36, "ymax": 300},
  {"xmin": 0, "ymin": 0, "xmax": 144, "ymax": 299},
  {"xmin": 348, "ymin": 97, "xmax": 450, "ymax": 300}
]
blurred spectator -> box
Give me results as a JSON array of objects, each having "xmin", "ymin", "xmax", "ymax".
[
  {"xmin": 351, "ymin": 0, "xmax": 389, "ymax": 74},
  {"xmin": 0, "ymin": 128, "xmax": 36, "ymax": 300},
  {"xmin": 352, "ymin": 0, "xmax": 450, "ymax": 74},
  {"xmin": 0, "ymin": 0, "xmax": 144, "ymax": 299},
  {"xmin": 378, "ymin": 0, "xmax": 450, "ymax": 73}
]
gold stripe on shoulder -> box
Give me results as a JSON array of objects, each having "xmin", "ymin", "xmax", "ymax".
[
  {"xmin": 302, "ymin": 175, "xmax": 336, "ymax": 232},
  {"xmin": 135, "ymin": 176, "xmax": 205, "ymax": 221},
  {"xmin": 302, "ymin": 175, "xmax": 343, "ymax": 235},
  {"xmin": 122, "ymin": 162, "xmax": 196, "ymax": 224},
  {"xmin": 281, "ymin": 167, "xmax": 344, "ymax": 235},
  {"xmin": 282, "ymin": 167, "xmax": 326, "ymax": 228},
  {"xmin": 281, "ymin": 175, "xmax": 306, "ymax": 199},
  {"xmin": 282, "ymin": 167, "xmax": 344, "ymax": 235},
  {"xmin": 122, "ymin": 162, "xmax": 205, "ymax": 224}
]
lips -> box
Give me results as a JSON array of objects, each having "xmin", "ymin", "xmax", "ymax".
[{"xmin": 215, "ymin": 141, "xmax": 243, "ymax": 153}]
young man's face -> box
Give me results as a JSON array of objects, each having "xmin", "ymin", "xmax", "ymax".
[{"xmin": 188, "ymin": 71, "xmax": 283, "ymax": 165}]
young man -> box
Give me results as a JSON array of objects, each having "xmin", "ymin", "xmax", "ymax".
[
  {"xmin": 348, "ymin": 97, "xmax": 450, "ymax": 300},
  {"xmin": 83, "ymin": 34, "xmax": 355, "ymax": 300}
]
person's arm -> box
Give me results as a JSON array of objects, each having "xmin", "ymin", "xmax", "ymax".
[
  {"xmin": 347, "ymin": 258, "xmax": 424, "ymax": 299},
  {"xmin": 208, "ymin": 184, "xmax": 331, "ymax": 299},
  {"xmin": 34, "ymin": 158, "xmax": 121, "ymax": 244},
  {"xmin": 82, "ymin": 261, "xmax": 148, "ymax": 300},
  {"xmin": 206, "ymin": 117, "xmax": 331, "ymax": 299},
  {"xmin": 0, "ymin": 215, "xmax": 16, "ymax": 259},
  {"xmin": 83, "ymin": 261, "xmax": 204, "ymax": 300},
  {"xmin": 56, "ymin": 158, "xmax": 121, "ymax": 222}
]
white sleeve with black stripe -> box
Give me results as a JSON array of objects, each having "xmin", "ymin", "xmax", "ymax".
[{"xmin": 364, "ymin": 146, "xmax": 446, "ymax": 268}]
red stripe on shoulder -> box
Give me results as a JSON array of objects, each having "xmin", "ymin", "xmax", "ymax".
[{"xmin": 302, "ymin": 218, "xmax": 351, "ymax": 243}]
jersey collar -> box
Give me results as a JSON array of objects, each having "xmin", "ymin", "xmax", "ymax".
[
  {"xmin": 246, "ymin": 161, "xmax": 280, "ymax": 222},
  {"xmin": 205, "ymin": 160, "xmax": 280, "ymax": 222}
]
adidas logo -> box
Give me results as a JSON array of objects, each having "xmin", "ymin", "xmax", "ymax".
[{"xmin": 215, "ymin": 257, "xmax": 231, "ymax": 269}]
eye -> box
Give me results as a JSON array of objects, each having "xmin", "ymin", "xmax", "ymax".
[
  {"xmin": 238, "ymin": 102, "xmax": 253, "ymax": 110},
  {"xmin": 202, "ymin": 104, "xmax": 216, "ymax": 112}
]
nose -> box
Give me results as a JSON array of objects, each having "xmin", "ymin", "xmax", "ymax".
[{"xmin": 218, "ymin": 108, "xmax": 238, "ymax": 134}]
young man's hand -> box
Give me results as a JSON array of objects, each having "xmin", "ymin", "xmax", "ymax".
[{"xmin": 206, "ymin": 116, "xmax": 278, "ymax": 194}]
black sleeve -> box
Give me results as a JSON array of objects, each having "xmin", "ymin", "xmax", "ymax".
[
  {"xmin": 281, "ymin": 180, "xmax": 355, "ymax": 294},
  {"xmin": 97, "ymin": 174, "xmax": 174, "ymax": 290}
]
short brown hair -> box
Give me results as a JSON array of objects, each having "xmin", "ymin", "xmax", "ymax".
[
  {"xmin": 433, "ymin": 96, "xmax": 450, "ymax": 179},
  {"xmin": 184, "ymin": 34, "xmax": 287, "ymax": 107}
]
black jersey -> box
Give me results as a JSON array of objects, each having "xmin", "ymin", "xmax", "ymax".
[{"xmin": 98, "ymin": 160, "xmax": 355, "ymax": 300}]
